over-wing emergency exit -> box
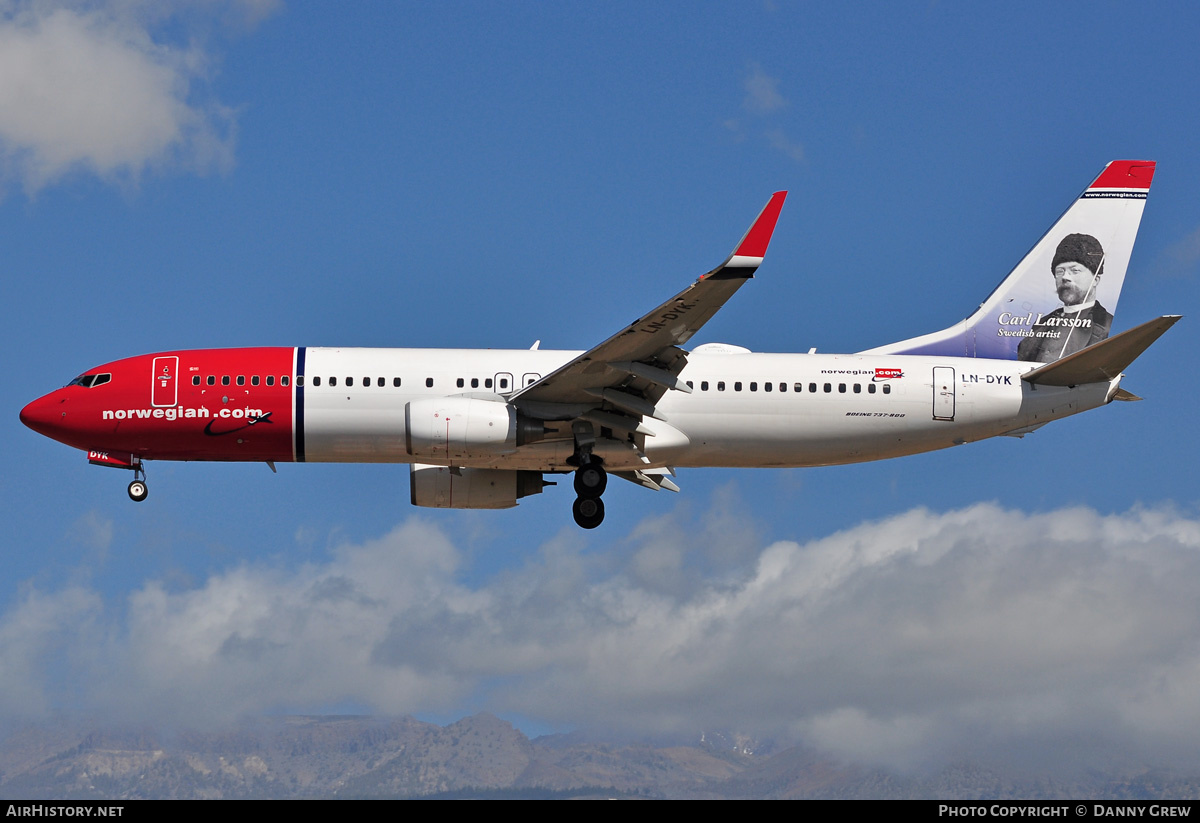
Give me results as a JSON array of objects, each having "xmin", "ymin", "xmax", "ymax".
[{"xmin": 21, "ymin": 161, "xmax": 1178, "ymax": 528}]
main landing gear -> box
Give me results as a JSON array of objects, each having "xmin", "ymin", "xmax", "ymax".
[
  {"xmin": 571, "ymin": 458, "xmax": 606, "ymax": 529},
  {"xmin": 569, "ymin": 420, "xmax": 607, "ymax": 529},
  {"xmin": 127, "ymin": 464, "xmax": 148, "ymax": 502}
]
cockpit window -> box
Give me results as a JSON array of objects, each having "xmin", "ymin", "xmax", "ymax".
[{"xmin": 67, "ymin": 373, "xmax": 112, "ymax": 388}]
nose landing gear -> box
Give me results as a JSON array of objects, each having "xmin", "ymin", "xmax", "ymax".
[
  {"xmin": 126, "ymin": 463, "xmax": 148, "ymax": 502},
  {"xmin": 127, "ymin": 480, "xmax": 148, "ymax": 502}
]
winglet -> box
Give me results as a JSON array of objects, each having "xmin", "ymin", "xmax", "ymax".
[{"xmin": 723, "ymin": 191, "xmax": 787, "ymax": 270}]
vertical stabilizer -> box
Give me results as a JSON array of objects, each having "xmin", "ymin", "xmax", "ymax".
[{"xmin": 862, "ymin": 160, "xmax": 1155, "ymax": 361}]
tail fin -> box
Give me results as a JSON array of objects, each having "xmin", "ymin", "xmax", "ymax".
[{"xmin": 862, "ymin": 160, "xmax": 1156, "ymax": 361}]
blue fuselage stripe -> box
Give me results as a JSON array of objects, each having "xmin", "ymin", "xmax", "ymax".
[{"xmin": 295, "ymin": 346, "xmax": 306, "ymax": 463}]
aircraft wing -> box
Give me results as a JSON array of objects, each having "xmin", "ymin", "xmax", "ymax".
[{"xmin": 510, "ymin": 191, "xmax": 787, "ymax": 421}]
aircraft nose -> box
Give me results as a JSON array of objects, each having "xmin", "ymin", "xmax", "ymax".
[{"xmin": 20, "ymin": 392, "xmax": 67, "ymax": 438}]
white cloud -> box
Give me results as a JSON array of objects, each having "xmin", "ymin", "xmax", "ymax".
[
  {"xmin": 766, "ymin": 127, "xmax": 804, "ymax": 163},
  {"xmin": 744, "ymin": 63, "xmax": 787, "ymax": 114},
  {"xmin": 0, "ymin": 1, "xmax": 269, "ymax": 193},
  {"xmin": 67, "ymin": 510, "xmax": 113, "ymax": 553},
  {"xmin": 736, "ymin": 63, "xmax": 804, "ymax": 164},
  {"xmin": 5, "ymin": 501, "xmax": 1200, "ymax": 774},
  {"xmin": 0, "ymin": 584, "xmax": 102, "ymax": 717}
]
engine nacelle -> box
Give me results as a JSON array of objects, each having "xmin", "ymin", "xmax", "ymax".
[
  {"xmin": 409, "ymin": 463, "xmax": 546, "ymax": 509},
  {"xmin": 405, "ymin": 396, "xmax": 543, "ymax": 460}
]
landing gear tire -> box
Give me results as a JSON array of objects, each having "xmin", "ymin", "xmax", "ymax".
[
  {"xmin": 572, "ymin": 496, "xmax": 605, "ymax": 529},
  {"xmin": 574, "ymin": 463, "xmax": 607, "ymax": 498},
  {"xmin": 127, "ymin": 480, "xmax": 148, "ymax": 502}
]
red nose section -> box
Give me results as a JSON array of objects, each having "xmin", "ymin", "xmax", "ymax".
[{"xmin": 20, "ymin": 392, "xmax": 68, "ymax": 441}]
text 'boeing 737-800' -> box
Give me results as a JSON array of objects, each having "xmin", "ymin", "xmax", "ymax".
[{"xmin": 21, "ymin": 161, "xmax": 1178, "ymax": 528}]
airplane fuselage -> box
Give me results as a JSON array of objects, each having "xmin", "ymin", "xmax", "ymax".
[{"xmin": 21, "ymin": 345, "xmax": 1112, "ymax": 473}]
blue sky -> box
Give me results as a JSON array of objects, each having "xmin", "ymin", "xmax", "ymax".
[{"xmin": 4, "ymin": 1, "xmax": 1200, "ymax": 772}]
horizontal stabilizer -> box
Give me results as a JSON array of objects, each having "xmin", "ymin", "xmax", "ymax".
[{"xmin": 1022, "ymin": 315, "xmax": 1180, "ymax": 386}]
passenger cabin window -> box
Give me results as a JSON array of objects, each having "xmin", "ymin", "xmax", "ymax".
[
  {"xmin": 251, "ymin": 376, "xmax": 260, "ymax": 386},
  {"xmin": 377, "ymin": 377, "xmax": 384, "ymax": 387},
  {"xmin": 237, "ymin": 376, "xmax": 245, "ymax": 386},
  {"xmin": 485, "ymin": 378, "xmax": 493, "ymax": 389},
  {"xmin": 735, "ymin": 382, "xmax": 742, "ymax": 391},
  {"xmin": 750, "ymin": 382, "xmax": 757, "ymax": 391},
  {"xmin": 266, "ymin": 376, "xmax": 275, "ymax": 386},
  {"xmin": 192, "ymin": 376, "xmax": 201, "ymax": 386},
  {"xmin": 330, "ymin": 376, "xmax": 337, "ymax": 387},
  {"xmin": 810, "ymin": 383, "xmax": 818, "ymax": 393},
  {"xmin": 868, "ymin": 383, "xmax": 876, "ymax": 394},
  {"xmin": 779, "ymin": 382, "xmax": 787, "ymax": 392},
  {"xmin": 824, "ymin": 383, "xmax": 831, "ymax": 393},
  {"xmin": 426, "ymin": 378, "xmax": 434, "ymax": 388},
  {"xmin": 883, "ymin": 384, "xmax": 891, "ymax": 394},
  {"xmin": 222, "ymin": 376, "xmax": 230, "ymax": 386},
  {"xmin": 717, "ymin": 381, "xmax": 726, "ymax": 391},
  {"xmin": 346, "ymin": 377, "xmax": 353, "ymax": 387},
  {"xmin": 839, "ymin": 383, "xmax": 846, "ymax": 393},
  {"xmin": 292, "ymin": 376, "xmax": 301, "ymax": 387},
  {"xmin": 853, "ymin": 384, "xmax": 861, "ymax": 394},
  {"xmin": 471, "ymin": 378, "xmax": 479, "ymax": 388},
  {"xmin": 282, "ymin": 376, "xmax": 290, "ymax": 387},
  {"xmin": 457, "ymin": 378, "xmax": 464, "ymax": 388},
  {"xmin": 313, "ymin": 376, "xmax": 321, "ymax": 387},
  {"xmin": 393, "ymin": 377, "xmax": 402, "ymax": 387},
  {"xmin": 764, "ymin": 382, "xmax": 771, "ymax": 392},
  {"xmin": 795, "ymin": 383, "xmax": 803, "ymax": 392},
  {"xmin": 498, "ymin": 377, "xmax": 508, "ymax": 389},
  {"xmin": 701, "ymin": 381, "xmax": 709, "ymax": 391}
]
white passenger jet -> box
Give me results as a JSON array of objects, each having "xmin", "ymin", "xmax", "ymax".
[{"xmin": 20, "ymin": 161, "xmax": 1177, "ymax": 528}]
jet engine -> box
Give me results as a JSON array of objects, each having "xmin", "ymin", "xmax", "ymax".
[
  {"xmin": 409, "ymin": 463, "xmax": 546, "ymax": 509},
  {"xmin": 404, "ymin": 396, "xmax": 544, "ymax": 460}
]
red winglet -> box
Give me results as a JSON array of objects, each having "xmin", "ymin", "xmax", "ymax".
[
  {"xmin": 734, "ymin": 191, "xmax": 788, "ymax": 258},
  {"xmin": 1089, "ymin": 160, "xmax": 1156, "ymax": 190}
]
